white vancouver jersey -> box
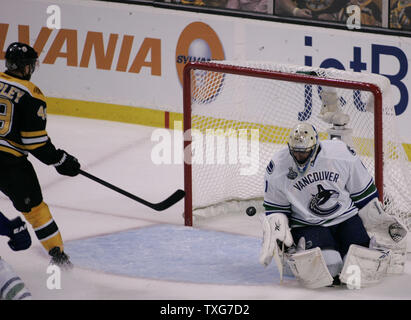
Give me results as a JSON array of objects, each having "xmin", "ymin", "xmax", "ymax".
[{"xmin": 264, "ymin": 140, "xmax": 378, "ymax": 228}]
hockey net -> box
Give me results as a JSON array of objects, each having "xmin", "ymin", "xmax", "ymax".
[{"xmin": 183, "ymin": 61, "xmax": 411, "ymax": 233}]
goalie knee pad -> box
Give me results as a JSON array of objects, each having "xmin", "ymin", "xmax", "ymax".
[
  {"xmin": 339, "ymin": 244, "xmax": 390, "ymax": 289},
  {"xmin": 23, "ymin": 202, "xmax": 64, "ymax": 252},
  {"xmin": 286, "ymin": 247, "xmax": 334, "ymax": 289}
]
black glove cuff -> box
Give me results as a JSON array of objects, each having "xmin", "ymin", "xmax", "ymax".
[{"xmin": 30, "ymin": 140, "xmax": 62, "ymax": 165}]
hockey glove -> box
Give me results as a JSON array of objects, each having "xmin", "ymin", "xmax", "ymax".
[
  {"xmin": 259, "ymin": 213, "xmax": 293, "ymax": 267},
  {"xmin": 8, "ymin": 217, "xmax": 32, "ymax": 251},
  {"xmin": 54, "ymin": 150, "xmax": 81, "ymax": 177}
]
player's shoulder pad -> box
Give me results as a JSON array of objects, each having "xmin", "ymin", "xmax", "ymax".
[
  {"xmin": 265, "ymin": 147, "xmax": 290, "ymax": 177},
  {"xmin": 0, "ymin": 72, "xmax": 45, "ymax": 101},
  {"xmin": 321, "ymin": 139, "xmax": 357, "ymax": 161}
]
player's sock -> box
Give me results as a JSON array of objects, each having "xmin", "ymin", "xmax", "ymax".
[{"xmin": 23, "ymin": 201, "xmax": 64, "ymax": 253}]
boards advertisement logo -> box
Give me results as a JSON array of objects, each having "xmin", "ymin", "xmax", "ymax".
[
  {"xmin": 0, "ymin": 24, "xmax": 161, "ymax": 75},
  {"xmin": 175, "ymin": 22, "xmax": 225, "ymax": 103}
]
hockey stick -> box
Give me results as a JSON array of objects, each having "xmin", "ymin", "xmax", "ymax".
[
  {"xmin": 280, "ymin": 240, "xmax": 285, "ymax": 284},
  {"xmin": 273, "ymin": 240, "xmax": 285, "ymax": 284},
  {"xmin": 79, "ymin": 169, "xmax": 185, "ymax": 211}
]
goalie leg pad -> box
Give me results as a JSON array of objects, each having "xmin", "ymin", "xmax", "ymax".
[
  {"xmin": 370, "ymin": 237, "xmax": 406, "ymax": 275},
  {"xmin": 286, "ymin": 247, "xmax": 333, "ymax": 289},
  {"xmin": 339, "ymin": 244, "xmax": 390, "ymax": 289}
]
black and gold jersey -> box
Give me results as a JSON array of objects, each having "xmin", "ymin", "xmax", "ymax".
[{"xmin": 0, "ymin": 72, "xmax": 60, "ymax": 165}]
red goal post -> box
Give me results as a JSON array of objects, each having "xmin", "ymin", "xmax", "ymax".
[{"xmin": 183, "ymin": 61, "xmax": 408, "ymax": 230}]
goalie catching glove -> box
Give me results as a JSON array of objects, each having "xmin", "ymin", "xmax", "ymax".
[
  {"xmin": 358, "ymin": 198, "xmax": 408, "ymax": 274},
  {"xmin": 259, "ymin": 213, "xmax": 293, "ymax": 266}
]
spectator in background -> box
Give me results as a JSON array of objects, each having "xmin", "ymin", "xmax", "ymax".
[
  {"xmin": 337, "ymin": 0, "xmax": 382, "ymax": 27},
  {"xmin": 390, "ymin": 0, "xmax": 411, "ymax": 30},
  {"xmin": 225, "ymin": 0, "xmax": 268, "ymax": 13},
  {"xmin": 204, "ymin": 0, "xmax": 229, "ymax": 8},
  {"xmin": 178, "ymin": 0, "xmax": 230, "ymax": 9},
  {"xmin": 276, "ymin": 0, "xmax": 348, "ymax": 21},
  {"xmin": 180, "ymin": 0, "xmax": 205, "ymax": 6},
  {"xmin": 171, "ymin": 0, "xmax": 267, "ymax": 11}
]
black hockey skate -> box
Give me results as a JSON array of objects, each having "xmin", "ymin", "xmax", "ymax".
[
  {"xmin": 49, "ymin": 247, "xmax": 73, "ymax": 270},
  {"xmin": 332, "ymin": 276, "xmax": 341, "ymax": 286}
]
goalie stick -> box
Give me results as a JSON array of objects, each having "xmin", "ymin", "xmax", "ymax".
[
  {"xmin": 79, "ymin": 169, "xmax": 185, "ymax": 211},
  {"xmin": 273, "ymin": 240, "xmax": 285, "ymax": 284}
]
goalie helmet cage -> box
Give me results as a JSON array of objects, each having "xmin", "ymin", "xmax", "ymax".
[{"xmin": 183, "ymin": 61, "xmax": 411, "ymax": 232}]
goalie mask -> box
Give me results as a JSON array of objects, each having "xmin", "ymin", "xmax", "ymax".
[
  {"xmin": 288, "ymin": 123, "xmax": 319, "ymax": 174},
  {"xmin": 5, "ymin": 42, "xmax": 39, "ymax": 81}
]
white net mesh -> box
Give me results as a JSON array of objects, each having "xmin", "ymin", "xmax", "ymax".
[{"xmin": 185, "ymin": 61, "xmax": 411, "ymax": 230}]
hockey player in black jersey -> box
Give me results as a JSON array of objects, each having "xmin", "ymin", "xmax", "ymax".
[{"xmin": 0, "ymin": 42, "xmax": 80, "ymax": 269}]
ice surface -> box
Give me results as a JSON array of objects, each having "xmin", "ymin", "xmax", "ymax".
[{"xmin": 1, "ymin": 115, "xmax": 410, "ymax": 300}]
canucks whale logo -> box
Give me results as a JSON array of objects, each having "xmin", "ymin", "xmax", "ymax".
[{"xmin": 309, "ymin": 184, "xmax": 341, "ymax": 217}]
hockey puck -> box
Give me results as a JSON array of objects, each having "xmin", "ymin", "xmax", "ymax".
[{"xmin": 246, "ymin": 206, "xmax": 257, "ymax": 216}]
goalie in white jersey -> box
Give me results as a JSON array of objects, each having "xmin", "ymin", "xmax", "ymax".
[{"xmin": 260, "ymin": 122, "xmax": 408, "ymax": 289}]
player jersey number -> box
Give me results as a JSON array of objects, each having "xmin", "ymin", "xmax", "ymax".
[
  {"xmin": 0, "ymin": 97, "xmax": 13, "ymax": 136},
  {"xmin": 37, "ymin": 106, "xmax": 47, "ymax": 120}
]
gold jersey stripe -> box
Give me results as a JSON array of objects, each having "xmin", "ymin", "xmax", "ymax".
[
  {"xmin": 0, "ymin": 73, "xmax": 45, "ymax": 101},
  {"xmin": 6, "ymin": 139, "xmax": 46, "ymax": 151},
  {"xmin": 20, "ymin": 130, "xmax": 48, "ymax": 138},
  {"xmin": 0, "ymin": 145, "xmax": 24, "ymax": 157}
]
